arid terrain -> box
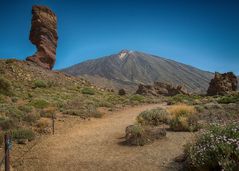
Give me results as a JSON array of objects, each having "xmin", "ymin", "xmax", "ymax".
[
  {"xmin": 0, "ymin": 4, "xmax": 239, "ymax": 171},
  {"xmin": 10, "ymin": 104, "xmax": 193, "ymax": 171}
]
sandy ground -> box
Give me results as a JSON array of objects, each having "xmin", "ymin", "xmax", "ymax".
[{"xmin": 8, "ymin": 104, "xmax": 193, "ymax": 171}]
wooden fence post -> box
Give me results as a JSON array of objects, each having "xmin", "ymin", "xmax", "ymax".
[
  {"xmin": 52, "ymin": 114, "xmax": 55, "ymax": 135},
  {"xmin": 4, "ymin": 134, "xmax": 10, "ymax": 171}
]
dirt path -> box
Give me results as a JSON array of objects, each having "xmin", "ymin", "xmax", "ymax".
[{"xmin": 12, "ymin": 104, "xmax": 193, "ymax": 171}]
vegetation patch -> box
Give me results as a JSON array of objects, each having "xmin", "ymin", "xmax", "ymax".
[
  {"xmin": 0, "ymin": 117, "xmax": 15, "ymax": 130},
  {"xmin": 12, "ymin": 128, "xmax": 35, "ymax": 141},
  {"xmin": 125, "ymin": 124, "xmax": 166, "ymax": 146},
  {"xmin": 130, "ymin": 94, "xmax": 145, "ymax": 102},
  {"xmin": 18, "ymin": 105, "xmax": 33, "ymax": 113},
  {"xmin": 184, "ymin": 123, "xmax": 239, "ymax": 171},
  {"xmin": 34, "ymin": 80, "xmax": 48, "ymax": 88},
  {"xmin": 137, "ymin": 108, "xmax": 169, "ymax": 126},
  {"xmin": 81, "ymin": 87, "xmax": 95, "ymax": 95},
  {"xmin": 167, "ymin": 94, "xmax": 202, "ymax": 105},
  {"xmin": 64, "ymin": 105, "xmax": 102, "ymax": 118},
  {"xmin": 36, "ymin": 119, "xmax": 51, "ymax": 134},
  {"xmin": 168, "ymin": 104, "xmax": 199, "ymax": 132},
  {"xmin": 30, "ymin": 99, "xmax": 49, "ymax": 109},
  {"xmin": 217, "ymin": 94, "xmax": 239, "ymax": 104},
  {"xmin": 0, "ymin": 77, "xmax": 12, "ymax": 96},
  {"xmin": 40, "ymin": 107, "xmax": 56, "ymax": 118},
  {"xmin": 0, "ymin": 132, "xmax": 3, "ymax": 147},
  {"xmin": 23, "ymin": 112, "xmax": 40, "ymax": 123}
]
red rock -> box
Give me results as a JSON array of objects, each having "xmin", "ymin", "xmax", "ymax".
[
  {"xmin": 26, "ymin": 6, "xmax": 58, "ymax": 70},
  {"xmin": 207, "ymin": 72, "xmax": 238, "ymax": 95},
  {"xmin": 136, "ymin": 82, "xmax": 188, "ymax": 96}
]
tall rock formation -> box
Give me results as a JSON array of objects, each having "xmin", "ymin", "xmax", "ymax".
[
  {"xmin": 207, "ymin": 72, "xmax": 238, "ymax": 95},
  {"xmin": 26, "ymin": 5, "xmax": 58, "ymax": 70}
]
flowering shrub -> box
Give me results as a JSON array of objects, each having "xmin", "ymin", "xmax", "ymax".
[{"xmin": 185, "ymin": 123, "xmax": 239, "ymax": 171}]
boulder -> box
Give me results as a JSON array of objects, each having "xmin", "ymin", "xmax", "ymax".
[
  {"xmin": 26, "ymin": 6, "xmax": 58, "ymax": 70},
  {"xmin": 207, "ymin": 72, "xmax": 238, "ymax": 95}
]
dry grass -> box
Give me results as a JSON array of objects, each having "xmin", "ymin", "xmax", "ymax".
[
  {"xmin": 167, "ymin": 104, "xmax": 196, "ymax": 117},
  {"xmin": 41, "ymin": 107, "xmax": 57, "ymax": 118},
  {"xmin": 167, "ymin": 104, "xmax": 199, "ymax": 132}
]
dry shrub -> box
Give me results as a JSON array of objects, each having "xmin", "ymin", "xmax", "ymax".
[
  {"xmin": 168, "ymin": 104, "xmax": 196, "ymax": 117},
  {"xmin": 0, "ymin": 77, "xmax": 12, "ymax": 96},
  {"xmin": 125, "ymin": 124, "xmax": 166, "ymax": 146},
  {"xmin": 36, "ymin": 119, "xmax": 51, "ymax": 134},
  {"xmin": 137, "ymin": 108, "xmax": 169, "ymax": 126},
  {"xmin": 41, "ymin": 107, "xmax": 57, "ymax": 118},
  {"xmin": 23, "ymin": 112, "xmax": 40, "ymax": 123},
  {"xmin": 168, "ymin": 104, "xmax": 199, "ymax": 132}
]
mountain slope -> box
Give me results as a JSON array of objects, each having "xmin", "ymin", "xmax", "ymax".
[{"xmin": 62, "ymin": 50, "xmax": 214, "ymax": 93}]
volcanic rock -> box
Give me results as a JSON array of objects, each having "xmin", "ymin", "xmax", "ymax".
[
  {"xmin": 26, "ymin": 5, "xmax": 58, "ymax": 70},
  {"xmin": 136, "ymin": 82, "xmax": 188, "ymax": 96},
  {"xmin": 207, "ymin": 72, "xmax": 238, "ymax": 95}
]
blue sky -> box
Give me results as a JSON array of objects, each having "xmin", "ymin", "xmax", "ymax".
[{"xmin": 0, "ymin": 0, "xmax": 238, "ymax": 74}]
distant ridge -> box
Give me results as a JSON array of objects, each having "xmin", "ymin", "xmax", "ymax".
[{"xmin": 62, "ymin": 50, "xmax": 214, "ymax": 93}]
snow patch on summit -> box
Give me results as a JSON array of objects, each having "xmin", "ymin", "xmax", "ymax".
[{"xmin": 119, "ymin": 52, "xmax": 127, "ymax": 60}]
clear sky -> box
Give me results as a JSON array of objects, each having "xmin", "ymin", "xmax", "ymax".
[{"xmin": 0, "ymin": 0, "xmax": 238, "ymax": 74}]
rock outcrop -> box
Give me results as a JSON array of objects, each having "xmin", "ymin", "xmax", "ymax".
[
  {"xmin": 136, "ymin": 82, "xmax": 188, "ymax": 96},
  {"xmin": 207, "ymin": 72, "xmax": 238, "ymax": 95},
  {"xmin": 26, "ymin": 6, "xmax": 58, "ymax": 70}
]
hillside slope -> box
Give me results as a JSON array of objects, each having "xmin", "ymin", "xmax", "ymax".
[
  {"xmin": 62, "ymin": 50, "xmax": 214, "ymax": 93},
  {"xmin": 0, "ymin": 59, "xmax": 161, "ymax": 141}
]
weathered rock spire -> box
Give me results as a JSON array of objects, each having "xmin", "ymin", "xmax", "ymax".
[{"xmin": 26, "ymin": 5, "xmax": 58, "ymax": 70}]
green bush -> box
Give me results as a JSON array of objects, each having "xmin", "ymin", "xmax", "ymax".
[
  {"xmin": 125, "ymin": 124, "xmax": 166, "ymax": 146},
  {"xmin": 0, "ymin": 132, "xmax": 3, "ymax": 147},
  {"xmin": 195, "ymin": 105, "xmax": 205, "ymax": 113},
  {"xmin": 81, "ymin": 87, "xmax": 95, "ymax": 95},
  {"xmin": 130, "ymin": 94, "xmax": 145, "ymax": 102},
  {"xmin": 6, "ymin": 106, "xmax": 24, "ymax": 120},
  {"xmin": 137, "ymin": 108, "xmax": 169, "ymax": 126},
  {"xmin": 34, "ymin": 80, "xmax": 48, "ymax": 88},
  {"xmin": 0, "ymin": 77, "xmax": 12, "ymax": 96},
  {"xmin": 18, "ymin": 105, "xmax": 33, "ymax": 113},
  {"xmin": 217, "ymin": 94, "xmax": 239, "ymax": 104},
  {"xmin": 0, "ymin": 117, "xmax": 15, "ymax": 130},
  {"xmin": 12, "ymin": 128, "xmax": 35, "ymax": 141},
  {"xmin": 125, "ymin": 124, "xmax": 147, "ymax": 146},
  {"xmin": 0, "ymin": 94, "xmax": 7, "ymax": 103},
  {"xmin": 168, "ymin": 94, "xmax": 201, "ymax": 105},
  {"xmin": 64, "ymin": 105, "xmax": 102, "ymax": 118},
  {"xmin": 30, "ymin": 99, "xmax": 49, "ymax": 109},
  {"xmin": 23, "ymin": 112, "xmax": 40, "ymax": 123},
  {"xmin": 185, "ymin": 123, "xmax": 239, "ymax": 171}
]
